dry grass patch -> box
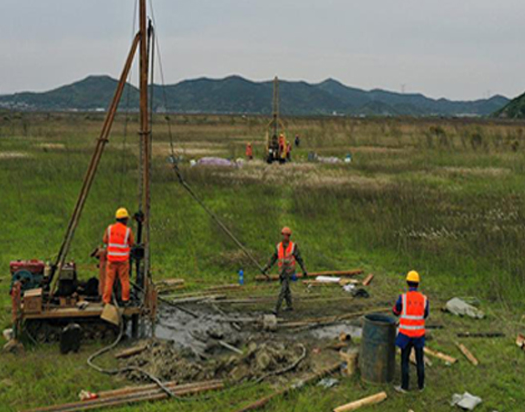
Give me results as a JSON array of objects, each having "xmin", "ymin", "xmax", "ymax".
[
  {"xmin": 36, "ymin": 143, "xmax": 66, "ymax": 150},
  {"xmin": 152, "ymin": 141, "xmax": 227, "ymax": 158},
  {"xmin": 0, "ymin": 151, "xmax": 30, "ymax": 160},
  {"xmin": 438, "ymin": 166, "xmax": 511, "ymax": 177},
  {"xmin": 350, "ymin": 146, "xmax": 409, "ymax": 154},
  {"xmin": 211, "ymin": 161, "xmax": 392, "ymax": 190}
]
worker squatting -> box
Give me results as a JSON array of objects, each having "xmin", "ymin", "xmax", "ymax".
[{"xmin": 102, "ymin": 208, "xmax": 429, "ymax": 394}]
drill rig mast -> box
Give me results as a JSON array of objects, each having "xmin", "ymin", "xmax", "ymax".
[
  {"xmin": 10, "ymin": 0, "xmax": 157, "ymax": 342},
  {"xmin": 265, "ymin": 76, "xmax": 288, "ymax": 163}
]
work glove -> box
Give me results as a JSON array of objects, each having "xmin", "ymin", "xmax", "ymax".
[{"xmin": 291, "ymin": 273, "xmax": 297, "ymax": 282}]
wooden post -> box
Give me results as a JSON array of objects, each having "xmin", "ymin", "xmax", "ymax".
[
  {"xmin": 255, "ymin": 269, "xmax": 364, "ymax": 282},
  {"xmin": 456, "ymin": 342, "xmax": 479, "ymax": 366},
  {"xmin": 333, "ymin": 392, "xmax": 387, "ymax": 412},
  {"xmin": 424, "ymin": 347, "xmax": 458, "ymax": 364},
  {"xmin": 362, "ymin": 274, "xmax": 374, "ymax": 286}
]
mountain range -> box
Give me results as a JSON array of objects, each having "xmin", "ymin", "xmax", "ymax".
[{"xmin": 0, "ymin": 75, "xmax": 510, "ymax": 117}]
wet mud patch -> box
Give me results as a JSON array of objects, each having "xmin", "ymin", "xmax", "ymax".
[{"xmin": 120, "ymin": 304, "xmax": 363, "ymax": 385}]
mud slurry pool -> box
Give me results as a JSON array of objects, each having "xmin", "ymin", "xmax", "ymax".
[{"xmin": 120, "ymin": 302, "xmax": 363, "ymax": 385}]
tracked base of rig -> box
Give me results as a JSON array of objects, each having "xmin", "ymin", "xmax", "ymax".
[{"xmin": 24, "ymin": 319, "xmax": 121, "ymax": 344}]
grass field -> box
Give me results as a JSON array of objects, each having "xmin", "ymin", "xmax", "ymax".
[{"xmin": 1, "ymin": 112, "xmax": 525, "ymax": 411}]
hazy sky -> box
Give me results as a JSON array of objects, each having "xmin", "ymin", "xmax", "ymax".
[{"xmin": 1, "ymin": 0, "xmax": 524, "ymax": 100}]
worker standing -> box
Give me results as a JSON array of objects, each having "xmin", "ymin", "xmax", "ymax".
[
  {"xmin": 246, "ymin": 143, "xmax": 253, "ymax": 160},
  {"xmin": 286, "ymin": 143, "xmax": 292, "ymax": 161},
  {"xmin": 262, "ymin": 227, "xmax": 307, "ymax": 315},
  {"xmin": 392, "ymin": 270, "xmax": 429, "ymax": 393},
  {"xmin": 278, "ymin": 133, "xmax": 286, "ymax": 160},
  {"xmin": 295, "ymin": 134, "xmax": 300, "ymax": 147},
  {"xmin": 102, "ymin": 208, "xmax": 134, "ymax": 306}
]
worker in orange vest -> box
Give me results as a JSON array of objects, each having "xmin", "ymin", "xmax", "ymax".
[
  {"xmin": 246, "ymin": 143, "xmax": 253, "ymax": 160},
  {"xmin": 262, "ymin": 227, "xmax": 307, "ymax": 315},
  {"xmin": 392, "ymin": 270, "xmax": 429, "ymax": 393},
  {"xmin": 278, "ymin": 134, "xmax": 286, "ymax": 160},
  {"xmin": 102, "ymin": 208, "xmax": 135, "ymax": 305}
]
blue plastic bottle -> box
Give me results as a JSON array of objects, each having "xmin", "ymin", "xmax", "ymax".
[{"xmin": 238, "ymin": 269, "xmax": 244, "ymax": 286}]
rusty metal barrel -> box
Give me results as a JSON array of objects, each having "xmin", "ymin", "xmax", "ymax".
[{"xmin": 359, "ymin": 313, "xmax": 396, "ymax": 383}]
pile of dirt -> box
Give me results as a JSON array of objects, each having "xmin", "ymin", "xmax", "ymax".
[{"xmin": 121, "ymin": 338, "xmax": 312, "ymax": 384}]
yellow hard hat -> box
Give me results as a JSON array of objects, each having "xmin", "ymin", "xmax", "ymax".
[
  {"xmin": 115, "ymin": 207, "xmax": 129, "ymax": 219},
  {"xmin": 406, "ymin": 270, "xmax": 420, "ymax": 283}
]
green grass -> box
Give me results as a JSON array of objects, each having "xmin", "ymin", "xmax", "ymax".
[{"xmin": 1, "ymin": 113, "xmax": 525, "ymax": 411}]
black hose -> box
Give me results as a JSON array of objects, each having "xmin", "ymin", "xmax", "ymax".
[{"xmin": 86, "ymin": 299, "xmax": 175, "ymax": 398}]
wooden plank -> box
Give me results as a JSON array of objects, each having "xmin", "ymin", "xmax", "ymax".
[
  {"xmin": 456, "ymin": 342, "xmax": 479, "ymax": 366},
  {"xmin": 24, "ymin": 380, "xmax": 223, "ymax": 412},
  {"xmin": 157, "ymin": 284, "xmax": 185, "ymax": 293},
  {"xmin": 256, "ymin": 269, "xmax": 364, "ymax": 282},
  {"xmin": 218, "ymin": 296, "xmax": 374, "ymax": 306},
  {"xmin": 167, "ymin": 294, "xmax": 226, "ymax": 305},
  {"xmin": 205, "ymin": 284, "xmax": 242, "ymax": 292},
  {"xmin": 162, "ymin": 290, "xmax": 227, "ymax": 300},
  {"xmin": 157, "ymin": 278, "xmax": 185, "ymax": 286},
  {"xmin": 424, "ymin": 347, "xmax": 458, "ymax": 364},
  {"xmin": 362, "ymin": 274, "xmax": 374, "ymax": 286},
  {"xmin": 23, "ymin": 305, "xmax": 141, "ymax": 320},
  {"xmin": 333, "ymin": 391, "xmax": 387, "ymax": 412},
  {"xmin": 97, "ymin": 380, "xmax": 178, "ymax": 399},
  {"xmin": 302, "ymin": 279, "xmax": 359, "ymax": 287}
]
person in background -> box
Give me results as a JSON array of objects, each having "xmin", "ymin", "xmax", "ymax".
[
  {"xmin": 103, "ymin": 208, "xmax": 134, "ymax": 306},
  {"xmin": 286, "ymin": 142, "xmax": 292, "ymax": 161},
  {"xmin": 295, "ymin": 134, "xmax": 300, "ymax": 147},
  {"xmin": 246, "ymin": 142, "xmax": 253, "ymax": 160},
  {"xmin": 262, "ymin": 227, "xmax": 307, "ymax": 315},
  {"xmin": 392, "ymin": 270, "xmax": 429, "ymax": 393},
  {"xmin": 278, "ymin": 134, "xmax": 286, "ymax": 159}
]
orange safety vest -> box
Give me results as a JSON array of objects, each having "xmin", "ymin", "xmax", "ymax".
[
  {"xmin": 106, "ymin": 223, "xmax": 131, "ymax": 262},
  {"xmin": 399, "ymin": 291, "xmax": 427, "ymax": 338},
  {"xmin": 277, "ymin": 241, "xmax": 296, "ymax": 270}
]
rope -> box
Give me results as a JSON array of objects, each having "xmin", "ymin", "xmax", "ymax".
[
  {"xmin": 147, "ymin": 1, "xmax": 267, "ymax": 277},
  {"xmin": 174, "ymin": 166, "xmax": 266, "ymax": 275}
]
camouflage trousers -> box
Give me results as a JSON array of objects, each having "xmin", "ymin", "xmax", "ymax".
[{"xmin": 275, "ymin": 273, "xmax": 293, "ymax": 312}]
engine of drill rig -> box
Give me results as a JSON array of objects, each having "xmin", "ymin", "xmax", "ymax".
[
  {"xmin": 10, "ymin": 259, "xmax": 102, "ymax": 299},
  {"xmin": 9, "ymin": 260, "xmax": 46, "ymax": 293}
]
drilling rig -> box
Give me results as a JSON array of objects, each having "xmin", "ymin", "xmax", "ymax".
[
  {"xmin": 265, "ymin": 76, "xmax": 289, "ymax": 163},
  {"xmin": 9, "ymin": 0, "xmax": 157, "ymax": 344}
]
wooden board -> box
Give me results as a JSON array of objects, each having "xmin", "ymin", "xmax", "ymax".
[
  {"xmin": 256, "ymin": 269, "xmax": 364, "ymax": 282},
  {"xmin": 22, "ymin": 303, "xmax": 141, "ymax": 320},
  {"xmin": 333, "ymin": 392, "xmax": 387, "ymax": 412},
  {"xmin": 456, "ymin": 342, "xmax": 479, "ymax": 366},
  {"xmin": 424, "ymin": 347, "xmax": 457, "ymax": 364}
]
